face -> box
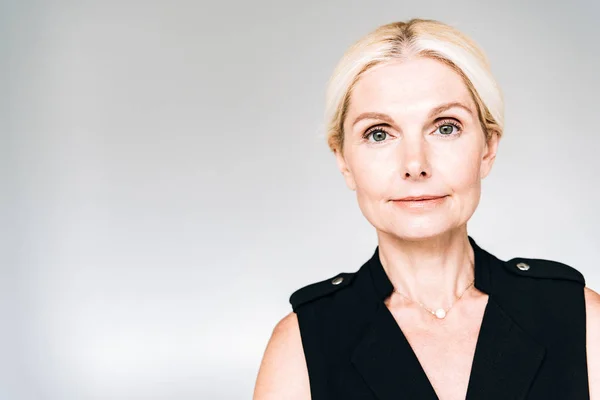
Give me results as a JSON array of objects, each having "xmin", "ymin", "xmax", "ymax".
[{"xmin": 335, "ymin": 57, "xmax": 499, "ymax": 241}]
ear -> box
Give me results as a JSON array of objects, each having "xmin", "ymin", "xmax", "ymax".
[
  {"xmin": 480, "ymin": 131, "xmax": 500, "ymax": 180},
  {"xmin": 334, "ymin": 148, "xmax": 357, "ymax": 191}
]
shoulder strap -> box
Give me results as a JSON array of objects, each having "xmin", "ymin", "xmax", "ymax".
[
  {"xmin": 289, "ymin": 272, "xmax": 356, "ymax": 312},
  {"xmin": 504, "ymin": 257, "xmax": 585, "ymax": 285}
]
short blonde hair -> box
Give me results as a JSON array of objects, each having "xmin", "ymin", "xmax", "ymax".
[{"xmin": 325, "ymin": 18, "xmax": 504, "ymax": 154}]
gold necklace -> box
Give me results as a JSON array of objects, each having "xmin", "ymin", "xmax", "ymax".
[{"xmin": 393, "ymin": 279, "xmax": 475, "ymax": 319}]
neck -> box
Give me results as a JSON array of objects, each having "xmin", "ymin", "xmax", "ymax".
[{"xmin": 376, "ymin": 227, "xmax": 475, "ymax": 310}]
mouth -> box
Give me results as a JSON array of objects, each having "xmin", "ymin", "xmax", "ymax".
[
  {"xmin": 393, "ymin": 195, "xmax": 448, "ymax": 202},
  {"xmin": 390, "ymin": 195, "xmax": 448, "ymax": 210}
]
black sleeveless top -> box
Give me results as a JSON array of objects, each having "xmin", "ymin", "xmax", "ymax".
[{"xmin": 289, "ymin": 236, "xmax": 589, "ymax": 400}]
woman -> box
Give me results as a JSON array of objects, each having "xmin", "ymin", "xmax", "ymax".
[{"xmin": 253, "ymin": 18, "xmax": 600, "ymax": 399}]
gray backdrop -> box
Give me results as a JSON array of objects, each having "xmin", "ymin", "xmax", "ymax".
[{"xmin": 2, "ymin": 0, "xmax": 599, "ymax": 399}]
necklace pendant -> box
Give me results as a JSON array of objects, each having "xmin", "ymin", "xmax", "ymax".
[{"xmin": 434, "ymin": 308, "xmax": 446, "ymax": 319}]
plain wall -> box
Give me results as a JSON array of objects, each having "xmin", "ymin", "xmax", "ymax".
[{"xmin": 2, "ymin": 0, "xmax": 599, "ymax": 398}]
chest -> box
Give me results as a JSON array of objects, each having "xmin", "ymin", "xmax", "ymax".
[
  {"xmin": 387, "ymin": 297, "xmax": 488, "ymax": 400},
  {"xmin": 296, "ymin": 282, "xmax": 590, "ymax": 399}
]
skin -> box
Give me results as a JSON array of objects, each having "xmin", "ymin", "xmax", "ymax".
[{"xmin": 253, "ymin": 56, "xmax": 600, "ymax": 399}]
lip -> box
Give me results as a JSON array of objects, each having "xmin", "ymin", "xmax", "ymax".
[
  {"xmin": 393, "ymin": 195, "xmax": 448, "ymax": 201},
  {"xmin": 391, "ymin": 195, "xmax": 448, "ymax": 211}
]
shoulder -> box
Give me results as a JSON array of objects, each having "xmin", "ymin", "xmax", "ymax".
[
  {"xmin": 502, "ymin": 256, "xmax": 585, "ymax": 285},
  {"xmin": 289, "ymin": 271, "xmax": 357, "ymax": 312},
  {"xmin": 253, "ymin": 312, "xmax": 310, "ymax": 399},
  {"xmin": 584, "ymin": 286, "xmax": 600, "ymax": 398}
]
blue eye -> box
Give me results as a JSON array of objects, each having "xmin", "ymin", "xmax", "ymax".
[
  {"xmin": 362, "ymin": 119, "xmax": 463, "ymax": 143},
  {"xmin": 435, "ymin": 120, "xmax": 462, "ymax": 136},
  {"xmin": 363, "ymin": 127, "xmax": 390, "ymax": 142}
]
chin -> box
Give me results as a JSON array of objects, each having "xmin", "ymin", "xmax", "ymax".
[
  {"xmin": 394, "ymin": 231, "xmax": 447, "ymax": 242},
  {"xmin": 383, "ymin": 220, "xmax": 458, "ymax": 242}
]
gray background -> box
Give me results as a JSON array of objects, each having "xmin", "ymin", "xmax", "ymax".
[{"xmin": 2, "ymin": 0, "xmax": 599, "ymax": 399}]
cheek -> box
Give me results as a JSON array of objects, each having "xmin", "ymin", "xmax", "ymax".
[
  {"xmin": 354, "ymin": 169, "xmax": 385, "ymax": 210},
  {"xmin": 349, "ymin": 155, "xmax": 393, "ymax": 219},
  {"xmin": 351, "ymin": 152, "xmax": 392, "ymax": 200},
  {"xmin": 438, "ymin": 151, "xmax": 483, "ymax": 217},
  {"xmin": 435, "ymin": 144, "xmax": 482, "ymax": 192}
]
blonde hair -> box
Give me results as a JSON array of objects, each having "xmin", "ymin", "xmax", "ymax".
[{"xmin": 325, "ymin": 18, "xmax": 504, "ymax": 154}]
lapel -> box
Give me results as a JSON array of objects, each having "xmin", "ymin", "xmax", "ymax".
[{"xmin": 350, "ymin": 236, "xmax": 546, "ymax": 400}]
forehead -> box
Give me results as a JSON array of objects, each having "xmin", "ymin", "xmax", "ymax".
[{"xmin": 347, "ymin": 57, "xmax": 474, "ymax": 117}]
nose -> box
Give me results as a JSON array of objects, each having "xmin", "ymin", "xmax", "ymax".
[{"xmin": 399, "ymin": 136, "xmax": 431, "ymax": 180}]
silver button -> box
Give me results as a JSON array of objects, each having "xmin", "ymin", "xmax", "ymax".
[
  {"xmin": 516, "ymin": 262, "xmax": 530, "ymax": 271},
  {"xmin": 331, "ymin": 276, "xmax": 344, "ymax": 285}
]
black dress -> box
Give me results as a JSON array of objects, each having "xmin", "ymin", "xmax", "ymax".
[{"xmin": 289, "ymin": 236, "xmax": 589, "ymax": 399}]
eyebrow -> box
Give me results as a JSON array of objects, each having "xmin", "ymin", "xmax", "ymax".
[{"xmin": 351, "ymin": 101, "xmax": 474, "ymax": 127}]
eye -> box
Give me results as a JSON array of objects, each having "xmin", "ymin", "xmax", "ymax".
[
  {"xmin": 362, "ymin": 126, "xmax": 391, "ymax": 143},
  {"xmin": 434, "ymin": 119, "xmax": 463, "ymax": 137}
]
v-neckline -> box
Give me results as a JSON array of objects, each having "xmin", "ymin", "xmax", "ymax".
[
  {"xmin": 380, "ymin": 290, "xmax": 492, "ymax": 399},
  {"xmin": 372, "ymin": 236, "xmax": 491, "ymax": 399},
  {"xmin": 349, "ymin": 235, "xmax": 546, "ymax": 400}
]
